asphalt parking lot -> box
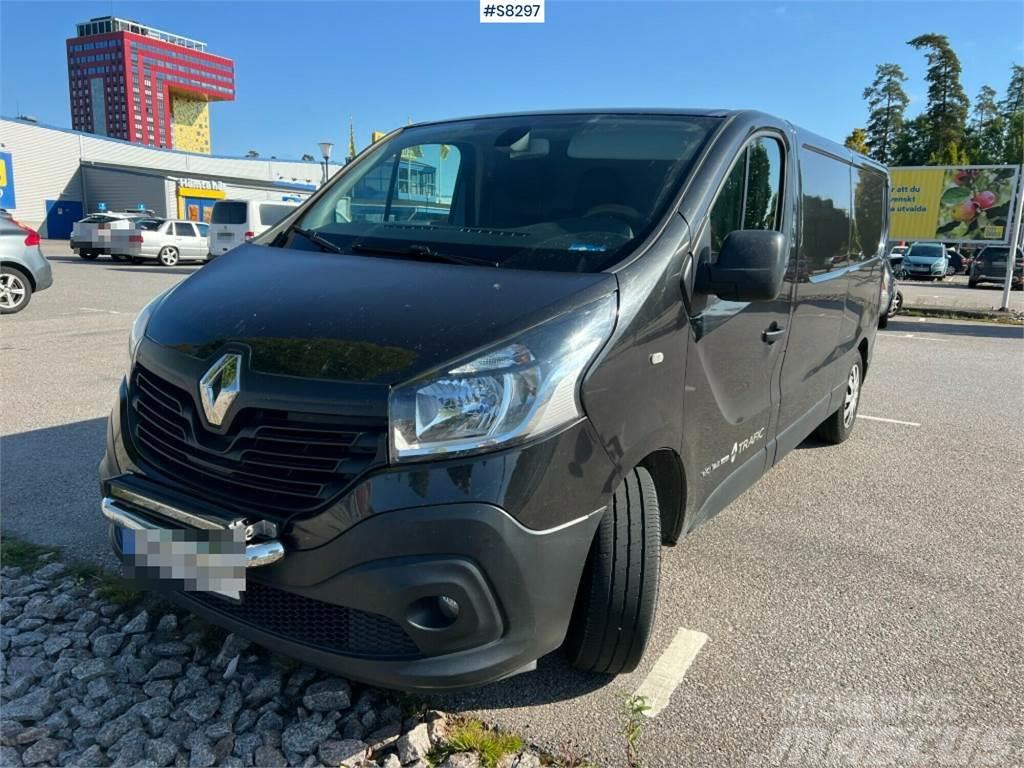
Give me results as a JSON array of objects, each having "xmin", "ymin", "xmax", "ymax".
[{"xmin": 3, "ymin": 242, "xmax": 1022, "ymax": 767}]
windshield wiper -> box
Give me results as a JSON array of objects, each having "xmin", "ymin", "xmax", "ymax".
[
  {"xmin": 350, "ymin": 241, "xmax": 498, "ymax": 268},
  {"xmin": 288, "ymin": 227, "xmax": 347, "ymax": 255}
]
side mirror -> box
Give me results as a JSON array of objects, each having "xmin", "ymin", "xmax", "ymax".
[{"xmin": 695, "ymin": 230, "xmax": 787, "ymax": 302}]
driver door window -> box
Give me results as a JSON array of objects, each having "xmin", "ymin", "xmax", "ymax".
[{"xmin": 708, "ymin": 137, "xmax": 784, "ymax": 258}]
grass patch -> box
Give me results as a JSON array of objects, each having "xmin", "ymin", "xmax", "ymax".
[
  {"xmin": 0, "ymin": 537, "xmax": 60, "ymax": 572},
  {"xmin": 622, "ymin": 694, "xmax": 650, "ymax": 768},
  {"xmin": 65, "ymin": 560, "xmax": 141, "ymax": 606},
  {"xmin": 429, "ymin": 718, "xmax": 524, "ymax": 768}
]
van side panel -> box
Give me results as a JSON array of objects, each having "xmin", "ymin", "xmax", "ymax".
[{"xmin": 775, "ymin": 146, "xmax": 853, "ymax": 457}]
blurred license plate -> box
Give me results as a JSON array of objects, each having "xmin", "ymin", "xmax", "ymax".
[
  {"xmin": 218, "ymin": 232, "xmax": 233, "ymax": 239},
  {"xmin": 118, "ymin": 526, "xmax": 246, "ymax": 601}
]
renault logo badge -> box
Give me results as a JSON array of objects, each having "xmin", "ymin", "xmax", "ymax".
[{"xmin": 200, "ymin": 353, "xmax": 241, "ymax": 426}]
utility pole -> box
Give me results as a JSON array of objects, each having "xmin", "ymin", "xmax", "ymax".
[{"xmin": 999, "ymin": 165, "xmax": 1024, "ymax": 311}]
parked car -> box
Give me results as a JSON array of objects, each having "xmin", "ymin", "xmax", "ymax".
[
  {"xmin": 901, "ymin": 242, "xmax": 949, "ymax": 281},
  {"xmin": 101, "ymin": 109, "xmax": 888, "ymax": 691},
  {"xmin": 71, "ymin": 209, "xmax": 157, "ymax": 260},
  {"xmin": 886, "ymin": 244, "xmax": 909, "ymax": 276},
  {"xmin": 111, "ymin": 219, "xmax": 210, "ymax": 266},
  {"xmin": 879, "ymin": 257, "xmax": 902, "ymax": 328},
  {"xmin": 207, "ymin": 200, "xmax": 299, "ymax": 258},
  {"xmin": 968, "ymin": 245, "xmax": 1024, "ymax": 290},
  {"xmin": 1, "ymin": 212, "xmax": 52, "ymax": 314}
]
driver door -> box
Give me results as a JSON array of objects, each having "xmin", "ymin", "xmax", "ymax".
[{"xmin": 683, "ymin": 134, "xmax": 793, "ymax": 525}]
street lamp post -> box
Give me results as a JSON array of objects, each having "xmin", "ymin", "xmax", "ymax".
[{"xmin": 318, "ymin": 142, "xmax": 334, "ymax": 186}]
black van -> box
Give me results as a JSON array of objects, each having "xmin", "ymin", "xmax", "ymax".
[{"xmin": 100, "ymin": 110, "xmax": 888, "ymax": 690}]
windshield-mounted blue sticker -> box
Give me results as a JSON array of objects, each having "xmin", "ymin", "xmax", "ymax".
[{"xmin": 568, "ymin": 243, "xmax": 607, "ymax": 252}]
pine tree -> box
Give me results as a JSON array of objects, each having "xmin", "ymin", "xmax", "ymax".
[
  {"xmin": 844, "ymin": 128, "xmax": 869, "ymax": 155},
  {"xmin": 999, "ymin": 64, "xmax": 1024, "ymax": 117},
  {"xmin": 1001, "ymin": 65, "xmax": 1024, "ymax": 163},
  {"xmin": 907, "ymin": 34, "xmax": 970, "ymax": 161},
  {"xmin": 892, "ymin": 115, "xmax": 931, "ymax": 166},
  {"xmin": 965, "ymin": 85, "xmax": 1006, "ymax": 164},
  {"xmin": 347, "ymin": 117, "xmax": 357, "ymax": 162},
  {"xmin": 862, "ymin": 63, "xmax": 909, "ymax": 165}
]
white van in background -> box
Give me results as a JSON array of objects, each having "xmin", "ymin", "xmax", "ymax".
[{"xmin": 207, "ymin": 200, "xmax": 299, "ymax": 258}]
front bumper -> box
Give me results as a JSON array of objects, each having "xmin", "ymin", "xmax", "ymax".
[{"xmin": 100, "ymin": 379, "xmax": 610, "ymax": 690}]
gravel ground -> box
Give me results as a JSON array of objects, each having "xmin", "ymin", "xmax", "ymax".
[
  {"xmin": 3, "ymin": 244, "xmax": 1023, "ymax": 767},
  {"xmin": 0, "ymin": 555, "xmax": 544, "ymax": 768}
]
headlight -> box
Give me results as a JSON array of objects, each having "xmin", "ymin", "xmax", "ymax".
[
  {"xmin": 389, "ymin": 294, "xmax": 617, "ymax": 462},
  {"xmin": 127, "ymin": 289, "xmax": 171, "ymax": 375}
]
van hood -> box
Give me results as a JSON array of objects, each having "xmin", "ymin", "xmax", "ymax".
[{"xmin": 144, "ymin": 244, "xmax": 616, "ymax": 385}]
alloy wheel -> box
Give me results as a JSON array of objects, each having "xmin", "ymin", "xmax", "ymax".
[
  {"xmin": 0, "ymin": 273, "xmax": 27, "ymax": 311},
  {"xmin": 159, "ymin": 247, "xmax": 179, "ymax": 267},
  {"xmin": 842, "ymin": 363, "xmax": 861, "ymax": 429}
]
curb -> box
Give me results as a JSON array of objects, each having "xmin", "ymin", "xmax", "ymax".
[{"xmin": 900, "ymin": 304, "xmax": 1024, "ymax": 324}]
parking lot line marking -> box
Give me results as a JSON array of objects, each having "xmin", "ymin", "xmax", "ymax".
[
  {"xmin": 857, "ymin": 415, "xmax": 921, "ymax": 427},
  {"xmin": 79, "ymin": 307, "xmax": 122, "ymax": 315},
  {"xmin": 634, "ymin": 627, "xmax": 708, "ymax": 718}
]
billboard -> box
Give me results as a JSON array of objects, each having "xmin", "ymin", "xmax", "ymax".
[
  {"xmin": 0, "ymin": 151, "xmax": 15, "ymax": 209},
  {"xmin": 889, "ymin": 165, "xmax": 1019, "ymax": 243}
]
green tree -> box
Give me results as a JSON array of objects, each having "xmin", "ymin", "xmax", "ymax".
[
  {"xmin": 347, "ymin": 117, "xmax": 357, "ymax": 161},
  {"xmin": 1006, "ymin": 111, "xmax": 1024, "ymax": 165},
  {"xmin": 892, "ymin": 114, "xmax": 931, "ymax": 166},
  {"xmin": 908, "ymin": 34, "xmax": 970, "ymax": 161},
  {"xmin": 844, "ymin": 128, "xmax": 870, "ymax": 155},
  {"xmin": 1000, "ymin": 65, "xmax": 1024, "ymax": 163},
  {"xmin": 965, "ymin": 85, "xmax": 1006, "ymax": 164},
  {"xmin": 301, "ymin": 153, "xmax": 314, "ymax": 162},
  {"xmin": 862, "ymin": 63, "xmax": 910, "ymax": 165},
  {"xmin": 999, "ymin": 64, "xmax": 1024, "ymax": 117}
]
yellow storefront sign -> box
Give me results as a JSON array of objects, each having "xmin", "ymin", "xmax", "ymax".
[{"xmin": 889, "ymin": 165, "xmax": 1018, "ymax": 243}]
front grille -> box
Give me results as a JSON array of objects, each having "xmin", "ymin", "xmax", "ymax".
[
  {"xmin": 127, "ymin": 365, "xmax": 383, "ymax": 518},
  {"xmin": 191, "ymin": 581, "xmax": 420, "ymax": 659}
]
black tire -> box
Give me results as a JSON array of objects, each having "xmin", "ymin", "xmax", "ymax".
[
  {"xmin": 564, "ymin": 466, "xmax": 660, "ymax": 675},
  {"xmin": 0, "ymin": 266, "xmax": 33, "ymax": 314},
  {"xmin": 130, "ymin": 256, "xmax": 145, "ymax": 265},
  {"xmin": 814, "ymin": 356, "xmax": 863, "ymax": 445},
  {"xmin": 158, "ymin": 247, "xmax": 180, "ymax": 267},
  {"xmin": 878, "ymin": 313, "xmax": 888, "ymax": 329},
  {"xmin": 968, "ymin": 278, "xmax": 978, "ymax": 288},
  {"xmin": 79, "ymin": 250, "xmax": 98, "ymax": 260}
]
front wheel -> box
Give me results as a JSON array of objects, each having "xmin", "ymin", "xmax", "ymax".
[
  {"xmin": 815, "ymin": 358, "xmax": 862, "ymax": 445},
  {"xmin": 158, "ymin": 247, "xmax": 180, "ymax": 267},
  {"xmin": 0, "ymin": 266, "xmax": 32, "ymax": 314},
  {"xmin": 79, "ymin": 250, "xmax": 98, "ymax": 260},
  {"xmin": 564, "ymin": 466, "xmax": 660, "ymax": 675}
]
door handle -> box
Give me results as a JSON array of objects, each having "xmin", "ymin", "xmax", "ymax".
[{"xmin": 762, "ymin": 323, "xmax": 786, "ymax": 344}]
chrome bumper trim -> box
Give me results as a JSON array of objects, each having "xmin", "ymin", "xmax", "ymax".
[{"xmin": 101, "ymin": 496, "xmax": 285, "ymax": 568}]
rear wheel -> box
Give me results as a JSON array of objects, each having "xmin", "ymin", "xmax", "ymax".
[
  {"xmin": 158, "ymin": 247, "xmax": 180, "ymax": 267},
  {"xmin": 79, "ymin": 250, "xmax": 98, "ymax": 260},
  {"xmin": 815, "ymin": 357, "xmax": 862, "ymax": 445},
  {"xmin": 564, "ymin": 466, "xmax": 661, "ymax": 675},
  {"xmin": 0, "ymin": 266, "xmax": 32, "ymax": 314}
]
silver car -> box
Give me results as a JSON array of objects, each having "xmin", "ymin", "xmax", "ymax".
[
  {"xmin": 0, "ymin": 211, "xmax": 53, "ymax": 314},
  {"xmin": 111, "ymin": 219, "xmax": 210, "ymax": 266}
]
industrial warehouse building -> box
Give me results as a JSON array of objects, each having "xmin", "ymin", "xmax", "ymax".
[{"xmin": 0, "ymin": 117, "xmax": 341, "ymax": 237}]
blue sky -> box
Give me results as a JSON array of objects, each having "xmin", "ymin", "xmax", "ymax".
[{"xmin": 2, "ymin": 1, "xmax": 1021, "ymax": 160}]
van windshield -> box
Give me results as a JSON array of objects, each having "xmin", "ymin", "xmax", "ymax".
[{"xmin": 289, "ymin": 113, "xmax": 719, "ymax": 272}]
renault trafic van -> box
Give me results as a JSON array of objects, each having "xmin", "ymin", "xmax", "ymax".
[
  {"xmin": 100, "ymin": 110, "xmax": 888, "ymax": 691},
  {"xmin": 207, "ymin": 199, "xmax": 299, "ymax": 257}
]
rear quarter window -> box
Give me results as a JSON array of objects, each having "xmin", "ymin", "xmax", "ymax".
[{"xmin": 257, "ymin": 204, "xmax": 295, "ymax": 228}]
